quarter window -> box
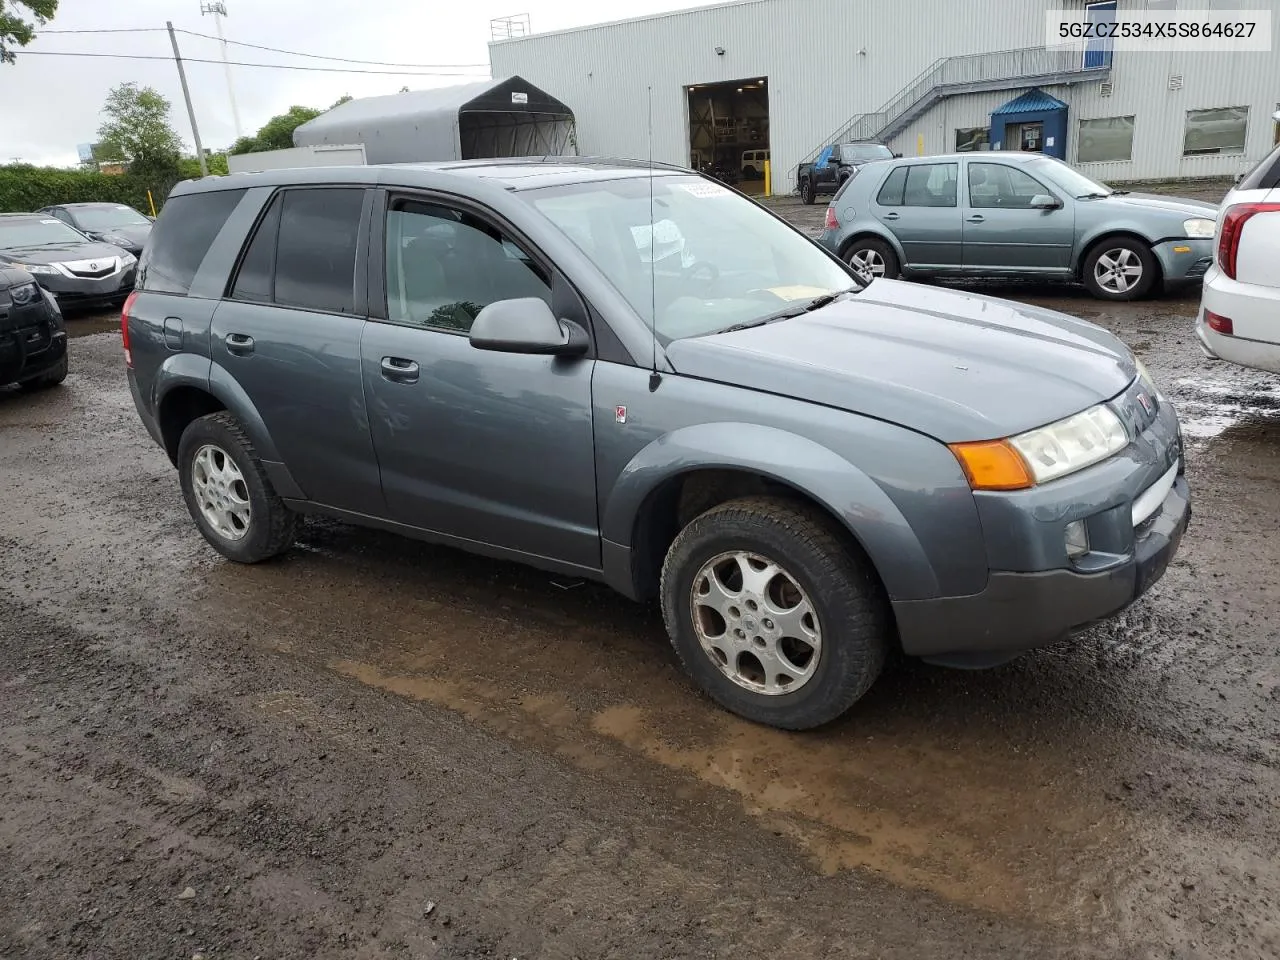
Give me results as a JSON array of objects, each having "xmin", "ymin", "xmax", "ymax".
[
  {"xmin": 1183, "ymin": 106, "xmax": 1248, "ymax": 156},
  {"xmin": 1078, "ymin": 115, "xmax": 1135, "ymax": 163},
  {"xmin": 384, "ymin": 198, "xmax": 551, "ymax": 334},
  {"xmin": 876, "ymin": 166, "xmax": 908, "ymax": 206},
  {"xmin": 968, "ymin": 163, "xmax": 1053, "ymax": 209},
  {"xmin": 139, "ymin": 189, "xmax": 246, "ymax": 296}
]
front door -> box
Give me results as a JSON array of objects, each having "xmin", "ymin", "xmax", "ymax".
[
  {"xmin": 962, "ymin": 160, "xmax": 1075, "ymax": 271},
  {"xmin": 360, "ymin": 193, "xmax": 600, "ymax": 570},
  {"xmin": 871, "ymin": 161, "xmax": 962, "ymax": 269},
  {"xmin": 208, "ymin": 185, "xmax": 382, "ymax": 511}
]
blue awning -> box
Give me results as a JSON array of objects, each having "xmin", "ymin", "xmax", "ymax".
[{"xmin": 992, "ymin": 89, "xmax": 1068, "ymax": 116}]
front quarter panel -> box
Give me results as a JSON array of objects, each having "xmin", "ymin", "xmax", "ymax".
[{"xmin": 593, "ymin": 362, "xmax": 988, "ymax": 602}]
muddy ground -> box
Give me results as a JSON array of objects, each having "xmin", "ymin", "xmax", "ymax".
[{"xmin": 2, "ymin": 201, "xmax": 1278, "ymax": 959}]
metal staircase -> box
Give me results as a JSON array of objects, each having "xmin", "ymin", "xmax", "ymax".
[{"xmin": 789, "ymin": 45, "xmax": 1111, "ymax": 187}]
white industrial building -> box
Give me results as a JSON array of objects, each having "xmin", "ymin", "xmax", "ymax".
[{"xmin": 489, "ymin": 0, "xmax": 1280, "ymax": 191}]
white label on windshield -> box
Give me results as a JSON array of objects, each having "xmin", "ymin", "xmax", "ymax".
[
  {"xmin": 41, "ymin": 219, "xmax": 61, "ymax": 224},
  {"xmin": 116, "ymin": 205, "xmax": 131, "ymax": 210},
  {"xmin": 676, "ymin": 181, "xmax": 731, "ymax": 199}
]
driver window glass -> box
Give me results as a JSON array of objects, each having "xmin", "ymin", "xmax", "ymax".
[
  {"xmin": 968, "ymin": 163, "xmax": 1052, "ymax": 209},
  {"xmin": 384, "ymin": 199, "xmax": 552, "ymax": 334}
]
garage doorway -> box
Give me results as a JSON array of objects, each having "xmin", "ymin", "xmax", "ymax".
[{"xmin": 686, "ymin": 77, "xmax": 770, "ymax": 195}]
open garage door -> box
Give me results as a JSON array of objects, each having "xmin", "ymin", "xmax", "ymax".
[{"xmin": 686, "ymin": 77, "xmax": 769, "ymax": 195}]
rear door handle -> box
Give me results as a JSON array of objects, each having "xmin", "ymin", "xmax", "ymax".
[
  {"xmin": 380, "ymin": 356, "xmax": 420, "ymax": 384},
  {"xmin": 882, "ymin": 212, "xmax": 900, "ymax": 221},
  {"xmin": 225, "ymin": 333, "xmax": 255, "ymax": 355},
  {"xmin": 966, "ymin": 215, "xmax": 986, "ymax": 223}
]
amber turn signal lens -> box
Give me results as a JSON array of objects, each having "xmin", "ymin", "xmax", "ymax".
[{"xmin": 949, "ymin": 440, "xmax": 1034, "ymax": 491}]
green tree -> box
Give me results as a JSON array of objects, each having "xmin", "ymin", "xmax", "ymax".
[
  {"xmin": 228, "ymin": 96, "xmax": 356, "ymax": 156},
  {"xmin": 97, "ymin": 82, "xmax": 183, "ymax": 177},
  {"xmin": 0, "ymin": 0, "xmax": 57, "ymax": 64}
]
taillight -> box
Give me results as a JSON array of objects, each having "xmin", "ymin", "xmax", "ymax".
[
  {"xmin": 1205, "ymin": 310, "xmax": 1233, "ymax": 336},
  {"xmin": 824, "ymin": 206, "xmax": 839, "ymax": 231},
  {"xmin": 121, "ymin": 290, "xmax": 138, "ymax": 368},
  {"xmin": 1217, "ymin": 202, "xmax": 1280, "ymax": 279}
]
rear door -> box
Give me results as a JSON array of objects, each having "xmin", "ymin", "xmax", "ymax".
[
  {"xmin": 360, "ymin": 191, "xmax": 600, "ymax": 569},
  {"xmin": 871, "ymin": 161, "xmax": 962, "ymax": 268},
  {"xmin": 208, "ymin": 186, "xmax": 382, "ymax": 512},
  {"xmin": 961, "ymin": 160, "xmax": 1075, "ymax": 271}
]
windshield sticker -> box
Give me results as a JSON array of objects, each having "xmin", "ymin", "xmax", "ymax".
[
  {"xmin": 41, "ymin": 219, "xmax": 62, "ymax": 224},
  {"xmin": 676, "ymin": 181, "xmax": 731, "ymax": 199}
]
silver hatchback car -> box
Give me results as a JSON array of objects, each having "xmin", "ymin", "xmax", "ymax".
[{"xmin": 817, "ymin": 152, "xmax": 1218, "ymax": 301}]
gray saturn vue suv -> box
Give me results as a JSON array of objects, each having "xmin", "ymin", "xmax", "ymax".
[{"xmin": 124, "ymin": 159, "xmax": 1190, "ymax": 730}]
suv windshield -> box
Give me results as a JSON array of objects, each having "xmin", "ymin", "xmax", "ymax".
[
  {"xmin": 70, "ymin": 205, "xmax": 150, "ymax": 231},
  {"xmin": 523, "ymin": 175, "xmax": 855, "ymax": 341},
  {"xmin": 1031, "ymin": 158, "xmax": 1113, "ymax": 198},
  {"xmin": 0, "ymin": 217, "xmax": 87, "ymax": 249},
  {"xmin": 840, "ymin": 143, "xmax": 893, "ymax": 162}
]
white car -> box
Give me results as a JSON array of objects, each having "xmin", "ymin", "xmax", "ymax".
[{"xmin": 1196, "ymin": 125, "xmax": 1280, "ymax": 375}]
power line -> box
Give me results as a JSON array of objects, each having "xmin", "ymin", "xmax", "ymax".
[
  {"xmin": 16, "ymin": 50, "xmax": 490, "ymax": 76},
  {"xmin": 176, "ymin": 28, "xmax": 490, "ymax": 69},
  {"xmin": 35, "ymin": 27, "xmax": 168, "ymax": 34}
]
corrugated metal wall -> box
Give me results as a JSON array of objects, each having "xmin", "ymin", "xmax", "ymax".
[{"xmin": 489, "ymin": 0, "xmax": 1280, "ymax": 187}]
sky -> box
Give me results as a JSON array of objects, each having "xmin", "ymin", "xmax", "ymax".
[{"xmin": 2, "ymin": 0, "xmax": 712, "ymax": 166}]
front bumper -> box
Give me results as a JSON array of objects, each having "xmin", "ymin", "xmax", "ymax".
[
  {"xmin": 35, "ymin": 265, "xmax": 136, "ymax": 306},
  {"xmin": 1152, "ymin": 238, "xmax": 1215, "ymax": 285}
]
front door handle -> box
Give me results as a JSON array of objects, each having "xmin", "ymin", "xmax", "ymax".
[
  {"xmin": 225, "ymin": 333, "xmax": 255, "ymax": 355},
  {"xmin": 966, "ymin": 215, "xmax": 986, "ymax": 223},
  {"xmin": 882, "ymin": 212, "xmax": 900, "ymax": 221},
  {"xmin": 380, "ymin": 356, "xmax": 420, "ymax": 384}
]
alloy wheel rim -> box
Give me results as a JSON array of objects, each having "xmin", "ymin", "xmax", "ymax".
[
  {"xmin": 689, "ymin": 550, "xmax": 822, "ymax": 696},
  {"xmin": 1095, "ymin": 247, "xmax": 1143, "ymax": 294},
  {"xmin": 850, "ymin": 248, "xmax": 886, "ymax": 280},
  {"xmin": 191, "ymin": 444, "xmax": 251, "ymax": 541}
]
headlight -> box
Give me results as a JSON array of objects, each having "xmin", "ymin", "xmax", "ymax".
[
  {"xmin": 120, "ymin": 252, "xmax": 137, "ymax": 265},
  {"xmin": 950, "ymin": 404, "xmax": 1129, "ymax": 490},
  {"xmin": 8, "ymin": 281, "xmax": 39, "ymax": 305},
  {"xmin": 1183, "ymin": 218, "xmax": 1215, "ymax": 238},
  {"xmin": 13, "ymin": 262, "xmax": 57, "ymax": 275}
]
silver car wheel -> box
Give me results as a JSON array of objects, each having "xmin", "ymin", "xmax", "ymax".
[
  {"xmin": 191, "ymin": 443, "xmax": 252, "ymax": 541},
  {"xmin": 690, "ymin": 550, "xmax": 822, "ymax": 696},
  {"xmin": 1094, "ymin": 247, "xmax": 1143, "ymax": 294},
  {"xmin": 849, "ymin": 247, "xmax": 886, "ymax": 280}
]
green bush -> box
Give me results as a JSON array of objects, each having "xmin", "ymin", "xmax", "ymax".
[{"xmin": 0, "ymin": 156, "xmax": 228, "ymax": 216}]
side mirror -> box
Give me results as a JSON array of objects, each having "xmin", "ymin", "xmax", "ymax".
[
  {"xmin": 892, "ymin": 152, "xmax": 902, "ymax": 158},
  {"xmin": 827, "ymin": 156, "xmax": 841, "ymax": 166},
  {"xmin": 1030, "ymin": 194, "xmax": 1062, "ymax": 209},
  {"xmin": 468, "ymin": 297, "xmax": 589, "ymax": 357}
]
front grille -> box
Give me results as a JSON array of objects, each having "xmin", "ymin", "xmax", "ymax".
[
  {"xmin": 60, "ymin": 257, "xmax": 120, "ymax": 279},
  {"xmin": 66, "ymin": 264, "xmax": 115, "ymax": 279}
]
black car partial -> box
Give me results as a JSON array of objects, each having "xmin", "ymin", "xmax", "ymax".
[
  {"xmin": 39, "ymin": 202, "xmax": 153, "ymax": 258},
  {"xmin": 0, "ymin": 213, "xmax": 138, "ymax": 309},
  {"xmin": 0, "ymin": 264, "xmax": 68, "ymax": 391}
]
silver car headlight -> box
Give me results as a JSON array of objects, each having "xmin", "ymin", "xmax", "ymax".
[
  {"xmin": 120, "ymin": 252, "xmax": 137, "ymax": 265},
  {"xmin": 1009, "ymin": 404, "xmax": 1129, "ymax": 484},
  {"xmin": 14, "ymin": 262, "xmax": 58, "ymax": 275},
  {"xmin": 1183, "ymin": 217, "xmax": 1215, "ymax": 238}
]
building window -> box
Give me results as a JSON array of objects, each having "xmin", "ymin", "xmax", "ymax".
[
  {"xmin": 1183, "ymin": 107, "xmax": 1248, "ymax": 156},
  {"xmin": 1078, "ymin": 116, "xmax": 1135, "ymax": 163},
  {"xmin": 956, "ymin": 127, "xmax": 990, "ymax": 152}
]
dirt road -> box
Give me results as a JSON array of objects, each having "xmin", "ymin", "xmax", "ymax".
[{"xmin": 2, "ymin": 279, "xmax": 1277, "ymax": 958}]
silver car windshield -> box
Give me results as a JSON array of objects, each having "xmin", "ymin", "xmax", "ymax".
[
  {"xmin": 0, "ymin": 218, "xmax": 87, "ymax": 248},
  {"xmin": 71, "ymin": 206, "xmax": 150, "ymax": 231},
  {"xmin": 1031, "ymin": 159, "xmax": 1113, "ymax": 199},
  {"xmin": 523, "ymin": 175, "xmax": 855, "ymax": 341}
]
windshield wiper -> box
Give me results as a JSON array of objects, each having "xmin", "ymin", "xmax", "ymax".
[
  {"xmin": 720, "ymin": 289, "xmax": 855, "ymax": 334},
  {"xmin": 1075, "ymin": 191, "xmax": 1111, "ymax": 200}
]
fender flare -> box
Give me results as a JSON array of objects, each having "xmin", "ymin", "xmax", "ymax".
[
  {"xmin": 601, "ymin": 422, "xmax": 940, "ymax": 601},
  {"xmin": 153, "ymin": 357, "xmax": 284, "ymax": 467}
]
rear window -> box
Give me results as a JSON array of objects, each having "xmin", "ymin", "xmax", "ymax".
[
  {"xmin": 1237, "ymin": 142, "xmax": 1280, "ymax": 192},
  {"xmin": 876, "ymin": 166, "xmax": 908, "ymax": 206},
  {"xmin": 832, "ymin": 168, "xmax": 860, "ymax": 201},
  {"xmin": 139, "ymin": 189, "xmax": 246, "ymax": 296}
]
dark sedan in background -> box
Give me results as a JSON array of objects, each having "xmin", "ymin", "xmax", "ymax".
[
  {"xmin": 0, "ymin": 213, "xmax": 137, "ymax": 310},
  {"xmin": 38, "ymin": 202, "xmax": 153, "ymax": 258}
]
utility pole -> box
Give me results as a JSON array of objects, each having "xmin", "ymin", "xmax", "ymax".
[
  {"xmin": 200, "ymin": 1, "xmax": 243, "ymax": 139},
  {"xmin": 167, "ymin": 21, "xmax": 208, "ymax": 178}
]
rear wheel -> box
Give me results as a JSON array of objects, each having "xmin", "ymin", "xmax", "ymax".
[
  {"xmin": 844, "ymin": 237, "xmax": 900, "ymax": 283},
  {"xmin": 660, "ymin": 496, "xmax": 890, "ymax": 730},
  {"xmin": 801, "ymin": 177, "xmax": 816, "ymax": 205},
  {"xmin": 1082, "ymin": 238, "xmax": 1158, "ymax": 301},
  {"xmin": 177, "ymin": 412, "xmax": 298, "ymax": 564},
  {"xmin": 18, "ymin": 355, "xmax": 68, "ymax": 391}
]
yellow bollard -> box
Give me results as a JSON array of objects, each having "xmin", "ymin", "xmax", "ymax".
[
  {"xmin": 763, "ymin": 159, "xmax": 771, "ymax": 197},
  {"xmin": 146, "ymin": 189, "xmax": 157, "ymax": 217},
  {"xmin": 917, "ymin": 134, "xmax": 924, "ymax": 156}
]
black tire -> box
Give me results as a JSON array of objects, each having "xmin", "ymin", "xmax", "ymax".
[
  {"xmin": 176, "ymin": 411, "xmax": 298, "ymax": 564},
  {"xmin": 801, "ymin": 177, "xmax": 816, "ymax": 205},
  {"xmin": 1081, "ymin": 237, "xmax": 1158, "ymax": 301},
  {"xmin": 660, "ymin": 496, "xmax": 890, "ymax": 730},
  {"xmin": 844, "ymin": 237, "xmax": 900, "ymax": 282},
  {"xmin": 18, "ymin": 355, "xmax": 68, "ymax": 391}
]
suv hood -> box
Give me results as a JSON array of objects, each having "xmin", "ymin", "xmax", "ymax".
[
  {"xmin": 0, "ymin": 240, "xmax": 129, "ymax": 266},
  {"xmin": 665, "ymin": 280, "xmax": 1137, "ymax": 443}
]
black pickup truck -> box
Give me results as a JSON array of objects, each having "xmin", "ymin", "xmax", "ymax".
[{"xmin": 797, "ymin": 141, "xmax": 896, "ymax": 204}]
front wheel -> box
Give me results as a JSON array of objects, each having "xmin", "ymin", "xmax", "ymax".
[
  {"xmin": 660, "ymin": 496, "xmax": 890, "ymax": 730},
  {"xmin": 18, "ymin": 355, "xmax": 68, "ymax": 391},
  {"xmin": 177, "ymin": 411, "xmax": 298, "ymax": 564},
  {"xmin": 1082, "ymin": 239, "xmax": 1158, "ymax": 301}
]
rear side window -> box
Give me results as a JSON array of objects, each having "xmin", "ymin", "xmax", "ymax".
[
  {"xmin": 876, "ymin": 166, "xmax": 908, "ymax": 206},
  {"xmin": 832, "ymin": 168, "xmax": 860, "ymax": 201},
  {"xmin": 1237, "ymin": 142, "xmax": 1280, "ymax": 192},
  {"xmin": 228, "ymin": 187, "xmax": 365, "ymax": 314},
  {"xmin": 139, "ymin": 189, "xmax": 245, "ymax": 295}
]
